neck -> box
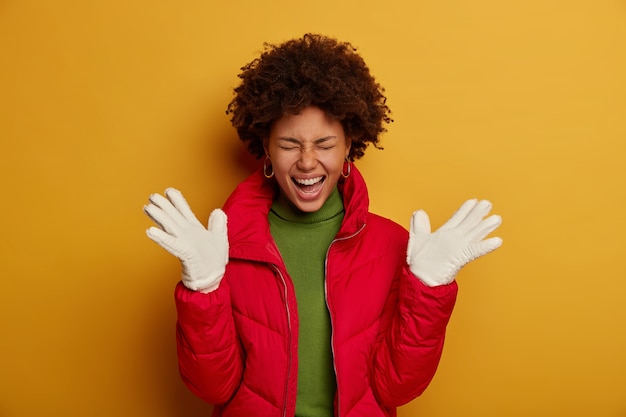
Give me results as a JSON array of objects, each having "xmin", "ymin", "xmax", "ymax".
[{"xmin": 271, "ymin": 188, "xmax": 344, "ymax": 224}]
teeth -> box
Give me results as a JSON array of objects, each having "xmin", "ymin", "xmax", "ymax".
[{"xmin": 294, "ymin": 176, "xmax": 323, "ymax": 186}]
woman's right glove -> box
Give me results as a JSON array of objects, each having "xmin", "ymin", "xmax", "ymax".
[{"xmin": 144, "ymin": 188, "xmax": 228, "ymax": 293}]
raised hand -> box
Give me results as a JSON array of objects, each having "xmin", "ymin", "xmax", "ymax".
[
  {"xmin": 407, "ymin": 199, "xmax": 502, "ymax": 287},
  {"xmin": 144, "ymin": 188, "xmax": 228, "ymax": 293}
]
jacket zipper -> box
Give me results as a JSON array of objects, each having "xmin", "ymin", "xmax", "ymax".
[
  {"xmin": 324, "ymin": 224, "xmax": 366, "ymax": 417},
  {"xmin": 272, "ymin": 265, "xmax": 293, "ymax": 417}
]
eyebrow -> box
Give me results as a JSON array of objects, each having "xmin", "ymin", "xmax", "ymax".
[{"xmin": 277, "ymin": 136, "xmax": 338, "ymax": 144}]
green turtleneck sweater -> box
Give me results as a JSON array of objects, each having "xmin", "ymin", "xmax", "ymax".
[{"xmin": 268, "ymin": 188, "xmax": 345, "ymax": 417}]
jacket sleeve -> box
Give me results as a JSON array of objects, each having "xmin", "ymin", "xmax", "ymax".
[
  {"xmin": 370, "ymin": 264, "xmax": 458, "ymax": 407},
  {"xmin": 174, "ymin": 279, "xmax": 243, "ymax": 405}
]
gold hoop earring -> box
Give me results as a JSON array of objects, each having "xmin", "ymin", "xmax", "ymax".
[
  {"xmin": 341, "ymin": 159, "xmax": 351, "ymax": 178},
  {"xmin": 263, "ymin": 155, "xmax": 274, "ymax": 178}
]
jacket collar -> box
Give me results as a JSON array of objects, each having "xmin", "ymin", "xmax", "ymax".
[{"xmin": 223, "ymin": 164, "xmax": 369, "ymax": 263}]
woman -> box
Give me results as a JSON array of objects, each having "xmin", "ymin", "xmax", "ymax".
[{"xmin": 144, "ymin": 33, "xmax": 502, "ymax": 417}]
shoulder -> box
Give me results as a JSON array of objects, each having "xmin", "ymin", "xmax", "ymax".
[
  {"xmin": 360, "ymin": 212, "xmax": 409, "ymax": 253},
  {"xmin": 224, "ymin": 169, "xmax": 275, "ymax": 211},
  {"xmin": 366, "ymin": 212, "xmax": 408, "ymax": 237},
  {"xmin": 222, "ymin": 170, "xmax": 276, "ymax": 254}
]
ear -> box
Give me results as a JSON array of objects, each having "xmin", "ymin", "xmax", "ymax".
[
  {"xmin": 263, "ymin": 137, "xmax": 270, "ymax": 157},
  {"xmin": 345, "ymin": 137, "xmax": 352, "ymax": 159}
]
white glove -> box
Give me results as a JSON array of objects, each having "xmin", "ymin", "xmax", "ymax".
[
  {"xmin": 407, "ymin": 199, "xmax": 502, "ymax": 287},
  {"xmin": 144, "ymin": 188, "xmax": 228, "ymax": 293}
]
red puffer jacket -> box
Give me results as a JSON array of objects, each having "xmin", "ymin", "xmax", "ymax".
[{"xmin": 174, "ymin": 166, "xmax": 458, "ymax": 417}]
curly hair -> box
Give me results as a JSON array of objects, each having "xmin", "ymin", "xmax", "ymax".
[{"xmin": 226, "ymin": 33, "xmax": 392, "ymax": 161}]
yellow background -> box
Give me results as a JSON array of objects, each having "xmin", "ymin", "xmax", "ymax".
[{"xmin": 1, "ymin": 0, "xmax": 625, "ymax": 416}]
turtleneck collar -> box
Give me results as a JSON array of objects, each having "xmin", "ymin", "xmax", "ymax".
[{"xmin": 270, "ymin": 187, "xmax": 344, "ymax": 224}]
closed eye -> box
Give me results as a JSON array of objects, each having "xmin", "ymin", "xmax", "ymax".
[{"xmin": 275, "ymin": 136, "xmax": 339, "ymax": 151}]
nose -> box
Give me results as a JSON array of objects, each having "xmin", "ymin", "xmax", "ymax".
[{"xmin": 297, "ymin": 147, "xmax": 318, "ymax": 171}]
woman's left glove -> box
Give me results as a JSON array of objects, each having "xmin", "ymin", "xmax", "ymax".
[
  {"xmin": 144, "ymin": 188, "xmax": 229, "ymax": 293},
  {"xmin": 407, "ymin": 199, "xmax": 502, "ymax": 287}
]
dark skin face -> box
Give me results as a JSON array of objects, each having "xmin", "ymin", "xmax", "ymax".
[{"xmin": 264, "ymin": 106, "xmax": 351, "ymax": 213}]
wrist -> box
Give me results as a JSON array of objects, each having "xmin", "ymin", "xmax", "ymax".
[
  {"xmin": 182, "ymin": 267, "xmax": 225, "ymax": 293},
  {"xmin": 409, "ymin": 264, "xmax": 454, "ymax": 287},
  {"xmin": 197, "ymin": 280, "xmax": 222, "ymax": 294}
]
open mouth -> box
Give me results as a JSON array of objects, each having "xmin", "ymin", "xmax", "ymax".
[{"xmin": 292, "ymin": 176, "xmax": 325, "ymax": 194}]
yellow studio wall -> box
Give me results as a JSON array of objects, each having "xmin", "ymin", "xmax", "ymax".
[{"xmin": 1, "ymin": 0, "xmax": 624, "ymax": 416}]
